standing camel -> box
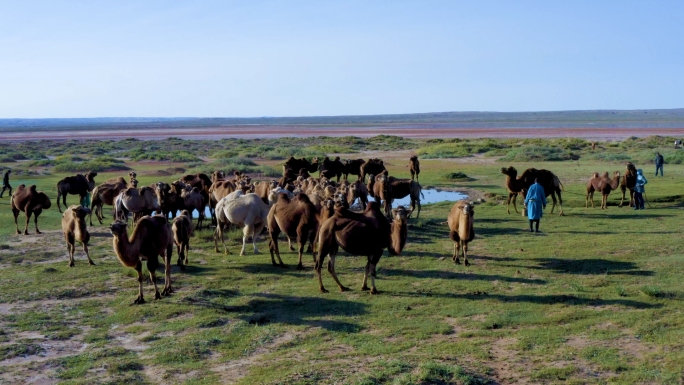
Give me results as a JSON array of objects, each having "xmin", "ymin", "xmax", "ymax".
[
  {"xmin": 62, "ymin": 205, "xmax": 95, "ymax": 267},
  {"xmin": 500, "ymin": 166, "xmax": 564, "ymax": 216},
  {"xmin": 619, "ymin": 162, "xmax": 637, "ymax": 208},
  {"xmin": 597, "ymin": 171, "xmax": 621, "ymax": 210},
  {"xmin": 316, "ymin": 202, "xmax": 409, "ymax": 294},
  {"xmin": 267, "ymin": 192, "xmax": 319, "ymax": 269},
  {"xmin": 409, "ymin": 155, "xmax": 420, "ymax": 181},
  {"xmin": 172, "ymin": 210, "xmax": 193, "ymax": 269},
  {"xmin": 585, "ymin": 172, "xmax": 602, "ymax": 208},
  {"xmin": 110, "ymin": 215, "xmax": 174, "ymax": 304},
  {"xmin": 90, "ymin": 178, "xmax": 128, "ymax": 226},
  {"xmin": 447, "ymin": 200, "xmax": 474, "ymax": 266},
  {"xmin": 56, "ymin": 172, "xmax": 97, "ymax": 212},
  {"xmin": 11, "ymin": 185, "xmax": 52, "ymax": 235}
]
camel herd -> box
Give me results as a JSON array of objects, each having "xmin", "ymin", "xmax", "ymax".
[{"xmin": 7, "ymin": 155, "xmax": 645, "ymax": 303}]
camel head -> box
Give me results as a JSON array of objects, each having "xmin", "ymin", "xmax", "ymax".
[
  {"xmin": 130, "ymin": 179, "xmax": 139, "ymax": 188},
  {"xmin": 129, "ymin": 172, "xmax": 137, "ymax": 179},
  {"xmin": 171, "ymin": 180, "xmax": 185, "ymax": 193},
  {"xmin": 601, "ymin": 172, "xmax": 609, "ymax": 178},
  {"xmin": 410, "ymin": 155, "xmax": 418, "ymax": 161},
  {"xmin": 180, "ymin": 209, "xmax": 191, "ymax": 217},
  {"xmin": 391, "ymin": 206, "xmax": 409, "ymax": 222},
  {"xmin": 613, "ymin": 171, "xmax": 621, "ymax": 178},
  {"xmin": 109, "ymin": 220, "xmax": 128, "ymax": 237},
  {"xmin": 459, "ymin": 202, "xmax": 474, "ymax": 217},
  {"xmin": 366, "ymin": 174, "xmax": 375, "ymax": 184},
  {"xmin": 85, "ymin": 171, "xmax": 98, "ymax": 181},
  {"xmin": 70, "ymin": 205, "xmax": 91, "ymax": 218},
  {"xmin": 592, "ymin": 172, "xmax": 599, "ymax": 178},
  {"xmin": 499, "ymin": 166, "xmax": 517, "ymax": 177},
  {"xmin": 269, "ymin": 180, "xmax": 278, "ymax": 188}
]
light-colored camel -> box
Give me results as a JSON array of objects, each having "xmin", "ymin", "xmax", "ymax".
[
  {"xmin": 181, "ymin": 185, "xmax": 205, "ymax": 230},
  {"xmin": 409, "ymin": 155, "xmax": 420, "ymax": 181},
  {"xmin": 619, "ymin": 162, "xmax": 638, "ymax": 208},
  {"xmin": 448, "ymin": 200, "xmax": 475, "ymax": 266},
  {"xmin": 56, "ymin": 172, "xmax": 97, "ymax": 213},
  {"xmin": 11, "ymin": 184, "xmax": 52, "ymax": 235},
  {"xmin": 267, "ymin": 192, "xmax": 319, "ymax": 269},
  {"xmin": 110, "ymin": 215, "xmax": 174, "ymax": 304},
  {"xmin": 115, "ymin": 187, "xmax": 160, "ymax": 222},
  {"xmin": 500, "ymin": 166, "xmax": 564, "ymax": 216},
  {"xmin": 316, "ymin": 202, "xmax": 409, "ymax": 294},
  {"xmin": 213, "ymin": 190, "xmax": 246, "ymax": 254},
  {"xmin": 90, "ymin": 178, "xmax": 128, "ymax": 225},
  {"xmin": 218, "ymin": 192, "xmax": 272, "ymax": 256},
  {"xmin": 62, "ymin": 205, "xmax": 95, "ymax": 267},
  {"xmin": 596, "ymin": 171, "xmax": 621, "ymax": 209},
  {"xmin": 172, "ymin": 210, "xmax": 193, "ymax": 269},
  {"xmin": 585, "ymin": 172, "xmax": 602, "ymax": 208}
]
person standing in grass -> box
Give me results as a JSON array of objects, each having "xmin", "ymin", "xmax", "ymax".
[
  {"xmin": 655, "ymin": 152, "xmax": 664, "ymax": 176},
  {"xmin": 0, "ymin": 169, "xmax": 11, "ymax": 198},
  {"xmin": 634, "ymin": 169, "xmax": 647, "ymax": 210},
  {"xmin": 525, "ymin": 178, "xmax": 546, "ymax": 233}
]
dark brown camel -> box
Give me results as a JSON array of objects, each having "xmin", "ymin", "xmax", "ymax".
[
  {"xmin": 11, "ymin": 185, "xmax": 52, "ymax": 235},
  {"xmin": 500, "ymin": 166, "xmax": 564, "ymax": 216},
  {"xmin": 342, "ymin": 159, "xmax": 365, "ymax": 181},
  {"xmin": 56, "ymin": 172, "xmax": 97, "ymax": 212},
  {"xmin": 619, "ymin": 162, "xmax": 637, "ymax": 207},
  {"xmin": 90, "ymin": 178, "xmax": 128, "ymax": 225},
  {"xmin": 360, "ymin": 158, "xmax": 386, "ymax": 183},
  {"xmin": 409, "ymin": 155, "xmax": 420, "ymax": 181}
]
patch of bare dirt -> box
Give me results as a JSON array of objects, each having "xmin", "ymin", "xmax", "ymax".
[{"xmin": 487, "ymin": 337, "xmax": 529, "ymax": 384}]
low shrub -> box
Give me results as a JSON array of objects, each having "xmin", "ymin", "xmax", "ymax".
[{"xmin": 499, "ymin": 146, "xmax": 578, "ymax": 162}]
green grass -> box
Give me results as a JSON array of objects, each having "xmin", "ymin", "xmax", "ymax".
[{"xmin": 1, "ymin": 136, "xmax": 684, "ymax": 384}]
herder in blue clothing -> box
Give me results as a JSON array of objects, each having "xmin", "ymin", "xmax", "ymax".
[
  {"xmin": 634, "ymin": 169, "xmax": 647, "ymax": 210},
  {"xmin": 524, "ymin": 178, "xmax": 547, "ymax": 233}
]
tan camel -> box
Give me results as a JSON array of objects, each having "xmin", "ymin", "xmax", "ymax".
[
  {"xmin": 254, "ymin": 180, "xmax": 279, "ymax": 204},
  {"xmin": 375, "ymin": 171, "xmax": 422, "ymax": 218},
  {"xmin": 56, "ymin": 172, "xmax": 97, "ymax": 212},
  {"xmin": 62, "ymin": 205, "xmax": 95, "ymax": 267},
  {"xmin": 267, "ymin": 192, "xmax": 319, "ymax": 269},
  {"xmin": 500, "ymin": 166, "xmax": 564, "ymax": 215},
  {"xmin": 596, "ymin": 171, "xmax": 621, "ymax": 209},
  {"xmin": 90, "ymin": 179, "xmax": 128, "ymax": 225},
  {"xmin": 181, "ymin": 185, "xmax": 205, "ymax": 230},
  {"xmin": 585, "ymin": 172, "xmax": 602, "ymax": 208},
  {"xmin": 115, "ymin": 187, "xmax": 160, "ymax": 222},
  {"xmin": 619, "ymin": 162, "xmax": 638, "ymax": 207},
  {"xmin": 11, "ymin": 185, "xmax": 52, "ymax": 235},
  {"xmin": 172, "ymin": 210, "xmax": 193, "ymax": 269},
  {"xmin": 448, "ymin": 200, "xmax": 475, "ymax": 266},
  {"xmin": 409, "ymin": 155, "xmax": 420, "ymax": 181},
  {"xmin": 315, "ymin": 202, "xmax": 408, "ymax": 294},
  {"xmin": 110, "ymin": 215, "xmax": 174, "ymax": 304}
]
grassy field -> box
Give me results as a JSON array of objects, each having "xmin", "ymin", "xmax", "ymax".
[{"xmin": 1, "ymin": 137, "xmax": 684, "ymax": 384}]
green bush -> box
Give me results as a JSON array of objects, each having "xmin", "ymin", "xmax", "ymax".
[{"xmin": 499, "ymin": 146, "xmax": 578, "ymax": 162}]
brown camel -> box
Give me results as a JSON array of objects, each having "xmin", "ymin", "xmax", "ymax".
[
  {"xmin": 320, "ymin": 156, "xmax": 345, "ymax": 182},
  {"xmin": 315, "ymin": 202, "xmax": 408, "ymax": 294},
  {"xmin": 500, "ymin": 166, "xmax": 564, "ymax": 215},
  {"xmin": 62, "ymin": 205, "xmax": 95, "ymax": 267},
  {"xmin": 342, "ymin": 159, "xmax": 365, "ymax": 181},
  {"xmin": 596, "ymin": 171, "xmax": 621, "ymax": 210},
  {"xmin": 56, "ymin": 172, "xmax": 97, "ymax": 212},
  {"xmin": 376, "ymin": 172, "xmax": 422, "ymax": 218},
  {"xmin": 155, "ymin": 181, "xmax": 185, "ymax": 219},
  {"xmin": 359, "ymin": 158, "xmax": 386, "ymax": 182},
  {"xmin": 409, "ymin": 155, "xmax": 420, "ymax": 181},
  {"xmin": 585, "ymin": 172, "xmax": 602, "ymax": 208},
  {"xmin": 619, "ymin": 162, "xmax": 638, "ymax": 207},
  {"xmin": 267, "ymin": 193, "xmax": 319, "ymax": 269},
  {"xmin": 180, "ymin": 173, "xmax": 212, "ymax": 211},
  {"xmin": 448, "ymin": 200, "xmax": 475, "ymax": 266},
  {"xmin": 181, "ymin": 186, "xmax": 205, "ymax": 230},
  {"xmin": 115, "ymin": 187, "xmax": 160, "ymax": 223},
  {"xmin": 208, "ymin": 179, "xmax": 236, "ymax": 224},
  {"xmin": 283, "ymin": 157, "xmax": 320, "ymax": 176},
  {"xmin": 172, "ymin": 210, "xmax": 193, "ymax": 269},
  {"xmin": 254, "ymin": 180, "xmax": 279, "ymax": 204},
  {"xmin": 90, "ymin": 179, "xmax": 128, "ymax": 225},
  {"xmin": 110, "ymin": 215, "xmax": 174, "ymax": 304},
  {"xmin": 129, "ymin": 172, "xmax": 137, "ymax": 185},
  {"xmin": 344, "ymin": 179, "xmax": 369, "ymax": 209},
  {"xmin": 11, "ymin": 185, "xmax": 52, "ymax": 235}
]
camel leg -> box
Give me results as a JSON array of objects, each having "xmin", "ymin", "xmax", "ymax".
[
  {"xmin": 268, "ymin": 229, "xmax": 286, "ymax": 267},
  {"xmin": 134, "ymin": 262, "xmax": 145, "ymax": 304},
  {"xmin": 220, "ymin": 225, "xmax": 230, "ymax": 255},
  {"xmin": 67, "ymin": 242, "xmax": 75, "ymax": 267},
  {"xmin": 361, "ymin": 261, "xmax": 370, "ymax": 291},
  {"xmin": 315, "ymin": 252, "xmax": 328, "ymax": 293},
  {"xmin": 148, "ymin": 262, "xmax": 162, "ymax": 300},
  {"xmin": 34, "ymin": 213, "xmax": 42, "ymax": 235},
  {"xmin": 368, "ymin": 263, "xmax": 379, "ymax": 294},
  {"xmin": 452, "ymin": 241, "xmax": 459, "ymax": 264},
  {"xmin": 23, "ymin": 212, "xmax": 32, "ymax": 235},
  {"xmin": 296, "ymin": 234, "xmax": 306, "ymax": 270},
  {"xmin": 161, "ymin": 244, "xmax": 173, "ymax": 296},
  {"xmin": 252, "ymin": 223, "xmax": 264, "ymax": 254},
  {"xmin": 84, "ymin": 243, "xmax": 95, "ymax": 265},
  {"xmin": 327, "ymin": 254, "xmax": 349, "ymax": 292},
  {"xmin": 454, "ymin": 240, "xmax": 462, "ymax": 265},
  {"xmin": 184, "ymin": 242, "xmax": 189, "ymax": 265},
  {"xmin": 506, "ymin": 193, "xmax": 514, "ymax": 214},
  {"xmin": 463, "ymin": 242, "xmax": 470, "ymax": 266},
  {"xmin": 213, "ymin": 227, "xmax": 220, "ymax": 253},
  {"xmin": 240, "ymin": 225, "xmax": 251, "ymax": 256},
  {"xmin": 287, "ymin": 236, "xmax": 295, "ymax": 251},
  {"xmin": 176, "ymin": 244, "xmax": 184, "ymax": 268}
]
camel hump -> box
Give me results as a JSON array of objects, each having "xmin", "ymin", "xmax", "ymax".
[
  {"xmin": 192, "ymin": 187, "xmax": 200, "ymax": 193},
  {"xmin": 29, "ymin": 185, "xmax": 37, "ymax": 191}
]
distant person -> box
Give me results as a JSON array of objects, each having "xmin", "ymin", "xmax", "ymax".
[
  {"xmin": 655, "ymin": 152, "xmax": 664, "ymax": 176},
  {"xmin": 634, "ymin": 169, "xmax": 647, "ymax": 210},
  {"xmin": 524, "ymin": 178, "xmax": 546, "ymax": 233},
  {"xmin": 0, "ymin": 169, "xmax": 11, "ymax": 198}
]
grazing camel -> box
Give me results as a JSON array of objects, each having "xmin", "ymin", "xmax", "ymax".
[
  {"xmin": 342, "ymin": 159, "xmax": 365, "ymax": 181},
  {"xmin": 62, "ymin": 205, "xmax": 95, "ymax": 267},
  {"xmin": 500, "ymin": 166, "xmax": 564, "ymax": 216},
  {"xmin": 409, "ymin": 155, "xmax": 420, "ymax": 181},
  {"xmin": 447, "ymin": 200, "xmax": 475, "ymax": 266},
  {"xmin": 218, "ymin": 193, "xmax": 272, "ymax": 256},
  {"xmin": 596, "ymin": 171, "xmax": 621, "ymax": 210},
  {"xmin": 11, "ymin": 185, "xmax": 52, "ymax": 235},
  {"xmin": 359, "ymin": 158, "xmax": 386, "ymax": 183},
  {"xmin": 172, "ymin": 210, "xmax": 193, "ymax": 269},
  {"xmin": 181, "ymin": 186, "xmax": 205, "ymax": 230},
  {"xmin": 585, "ymin": 172, "xmax": 602, "ymax": 208},
  {"xmin": 115, "ymin": 187, "xmax": 160, "ymax": 222},
  {"xmin": 267, "ymin": 192, "xmax": 319, "ymax": 269},
  {"xmin": 110, "ymin": 216, "xmax": 174, "ymax": 304},
  {"xmin": 56, "ymin": 172, "xmax": 97, "ymax": 212},
  {"xmin": 90, "ymin": 179, "xmax": 128, "ymax": 225},
  {"xmin": 619, "ymin": 162, "xmax": 638, "ymax": 208},
  {"xmin": 375, "ymin": 171, "xmax": 423, "ymax": 218},
  {"xmin": 316, "ymin": 202, "xmax": 409, "ymax": 294}
]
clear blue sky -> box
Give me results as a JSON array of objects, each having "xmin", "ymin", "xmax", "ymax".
[{"xmin": 1, "ymin": 1, "xmax": 683, "ymax": 118}]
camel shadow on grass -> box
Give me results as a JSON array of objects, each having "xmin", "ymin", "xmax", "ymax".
[
  {"xmin": 183, "ymin": 292, "xmax": 366, "ymax": 332},
  {"xmin": 235, "ymin": 262, "xmax": 315, "ymax": 278},
  {"xmin": 526, "ymin": 258, "xmax": 654, "ymax": 276},
  {"xmin": 380, "ymin": 268, "xmax": 546, "ymax": 284}
]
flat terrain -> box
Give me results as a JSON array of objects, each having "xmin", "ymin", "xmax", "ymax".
[{"xmin": 1, "ymin": 136, "xmax": 684, "ymax": 384}]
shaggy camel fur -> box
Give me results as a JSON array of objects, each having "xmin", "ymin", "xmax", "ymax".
[
  {"xmin": 154, "ymin": 181, "xmax": 185, "ymax": 219},
  {"xmin": 90, "ymin": 178, "xmax": 128, "ymax": 226},
  {"xmin": 11, "ymin": 184, "xmax": 52, "ymax": 235},
  {"xmin": 181, "ymin": 186, "xmax": 205, "ymax": 230},
  {"xmin": 359, "ymin": 158, "xmax": 386, "ymax": 183},
  {"xmin": 342, "ymin": 159, "xmax": 365, "ymax": 181},
  {"xmin": 316, "ymin": 203, "xmax": 408, "ymax": 294},
  {"xmin": 115, "ymin": 187, "xmax": 160, "ymax": 223},
  {"xmin": 218, "ymin": 192, "xmax": 272, "ymax": 256},
  {"xmin": 110, "ymin": 216, "xmax": 174, "ymax": 304},
  {"xmin": 448, "ymin": 200, "xmax": 475, "ymax": 266},
  {"xmin": 409, "ymin": 156, "xmax": 420, "ymax": 181},
  {"xmin": 62, "ymin": 205, "xmax": 95, "ymax": 267},
  {"xmin": 591, "ymin": 171, "xmax": 620, "ymax": 209},
  {"xmin": 500, "ymin": 166, "xmax": 565, "ymax": 216},
  {"xmin": 56, "ymin": 172, "xmax": 97, "ymax": 212},
  {"xmin": 268, "ymin": 193, "xmax": 319, "ymax": 269},
  {"xmin": 172, "ymin": 210, "xmax": 193, "ymax": 269},
  {"xmin": 619, "ymin": 162, "xmax": 638, "ymax": 208}
]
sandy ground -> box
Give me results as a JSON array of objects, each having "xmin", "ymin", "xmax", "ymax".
[{"xmin": 3, "ymin": 126, "xmax": 684, "ymax": 141}]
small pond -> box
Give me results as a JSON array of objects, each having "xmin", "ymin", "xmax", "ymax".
[{"xmin": 194, "ymin": 189, "xmax": 468, "ymax": 218}]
